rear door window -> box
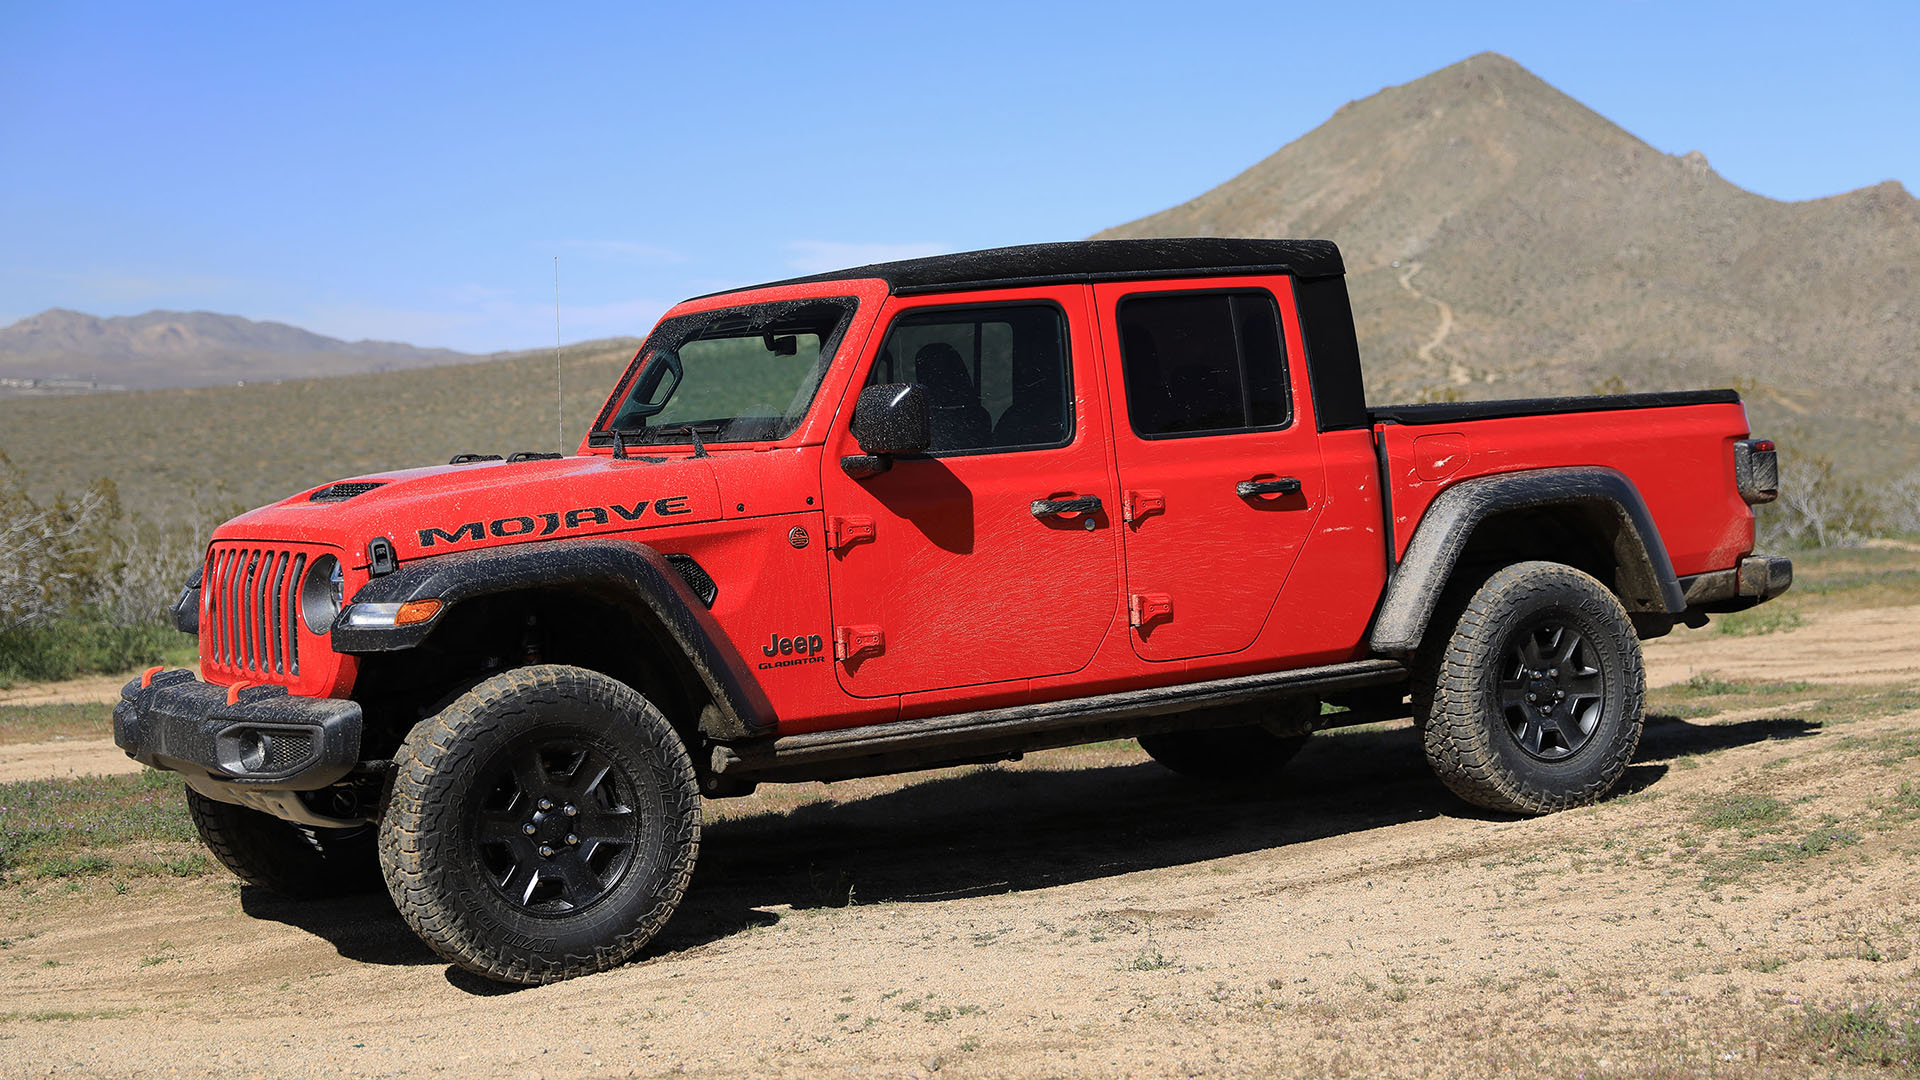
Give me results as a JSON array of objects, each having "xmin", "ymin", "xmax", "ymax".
[{"xmin": 1114, "ymin": 291, "xmax": 1290, "ymax": 438}]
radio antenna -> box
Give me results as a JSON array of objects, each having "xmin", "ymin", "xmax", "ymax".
[{"xmin": 553, "ymin": 256, "xmax": 564, "ymax": 454}]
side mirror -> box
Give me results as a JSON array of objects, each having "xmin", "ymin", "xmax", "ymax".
[{"xmin": 843, "ymin": 383, "xmax": 930, "ymax": 478}]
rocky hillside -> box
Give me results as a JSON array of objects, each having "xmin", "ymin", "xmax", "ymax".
[{"xmin": 1098, "ymin": 52, "xmax": 1919, "ymax": 479}]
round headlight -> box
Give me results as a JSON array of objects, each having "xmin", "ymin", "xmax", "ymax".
[{"xmin": 300, "ymin": 554, "xmax": 343, "ymax": 634}]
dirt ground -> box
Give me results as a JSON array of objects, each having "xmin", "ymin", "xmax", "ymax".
[
  {"xmin": 0, "ymin": 675, "xmax": 135, "ymax": 709},
  {"xmin": 3, "ymin": 607, "xmax": 1918, "ymax": 1078},
  {"xmin": 0, "ymin": 738, "xmax": 137, "ymax": 784}
]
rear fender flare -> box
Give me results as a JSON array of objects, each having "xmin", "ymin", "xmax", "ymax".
[
  {"xmin": 1368, "ymin": 467, "xmax": 1685, "ymax": 655},
  {"xmin": 333, "ymin": 539, "xmax": 774, "ymax": 740}
]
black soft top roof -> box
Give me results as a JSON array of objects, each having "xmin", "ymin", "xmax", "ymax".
[{"xmin": 706, "ymin": 238, "xmax": 1346, "ymax": 299}]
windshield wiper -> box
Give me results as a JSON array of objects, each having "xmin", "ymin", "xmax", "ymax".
[{"xmin": 596, "ymin": 424, "xmax": 720, "ymax": 458}]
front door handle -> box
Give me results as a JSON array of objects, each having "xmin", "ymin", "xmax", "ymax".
[
  {"xmin": 1031, "ymin": 495, "xmax": 1103, "ymax": 518},
  {"xmin": 1236, "ymin": 477, "xmax": 1302, "ymax": 498}
]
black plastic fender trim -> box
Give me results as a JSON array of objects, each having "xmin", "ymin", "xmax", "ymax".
[
  {"xmin": 1368, "ymin": 466, "xmax": 1686, "ymax": 655},
  {"xmin": 333, "ymin": 539, "xmax": 776, "ymax": 740}
]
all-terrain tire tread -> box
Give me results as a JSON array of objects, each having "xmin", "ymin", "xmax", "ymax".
[{"xmin": 185, "ymin": 787, "xmax": 376, "ymax": 898}]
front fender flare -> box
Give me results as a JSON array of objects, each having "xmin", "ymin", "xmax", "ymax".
[
  {"xmin": 1369, "ymin": 466, "xmax": 1686, "ymax": 655},
  {"xmin": 333, "ymin": 539, "xmax": 775, "ymax": 740}
]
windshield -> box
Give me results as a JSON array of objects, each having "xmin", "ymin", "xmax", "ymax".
[{"xmin": 591, "ymin": 298, "xmax": 856, "ymax": 446}]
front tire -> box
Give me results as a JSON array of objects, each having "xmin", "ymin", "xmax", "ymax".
[
  {"xmin": 185, "ymin": 787, "xmax": 379, "ymax": 898},
  {"xmin": 1417, "ymin": 561, "xmax": 1645, "ymax": 814},
  {"xmin": 378, "ymin": 665, "xmax": 701, "ymax": 984}
]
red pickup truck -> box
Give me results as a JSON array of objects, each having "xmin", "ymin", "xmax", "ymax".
[{"xmin": 115, "ymin": 238, "xmax": 1789, "ymax": 983}]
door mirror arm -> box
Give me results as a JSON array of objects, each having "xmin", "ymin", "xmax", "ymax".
[{"xmin": 839, "ymin": 453, "xmax": 893, "ymax": 480}]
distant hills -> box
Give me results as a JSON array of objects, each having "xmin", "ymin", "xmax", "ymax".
[
  {"xmin": 1098, "ymin": 52, "xmax": 1919, "ymax": 479},
  {"xmin": 0, "ymin": 309, "xmax": 476, "ymax": 394}
]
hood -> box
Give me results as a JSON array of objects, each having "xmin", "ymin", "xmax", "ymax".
[{"xmin": 214, "ymin": 454, "xmax": 725, "ymax": 570}]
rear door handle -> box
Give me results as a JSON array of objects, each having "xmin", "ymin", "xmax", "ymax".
[
  {"xmin": 1031, "ymin": 495, "xmax": 1103, "ymax": 518},
  {"xmin": 1236, "ymin": 477, "xmax": 1302, "ymax": 498}
]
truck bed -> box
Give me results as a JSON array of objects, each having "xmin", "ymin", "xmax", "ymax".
[{"xmin": 1369, "ymin": 390, "xmax": 1757, "ymax": 580}]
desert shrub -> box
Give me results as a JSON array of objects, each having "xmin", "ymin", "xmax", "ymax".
[
  {"xmin": 0, "ymin": 455, "xmax": 225, "ymax": 682},
  {"xmin": 1889, "ymin": 467, "xmax": 1920, "ymax": 538},
  {"xmin": 1758, "ymin": 453, "xmax": 1883, "ymax": 549},
  {"xmin": 0, "ymin": 455, "xmax": 116, "ymax": 633}
]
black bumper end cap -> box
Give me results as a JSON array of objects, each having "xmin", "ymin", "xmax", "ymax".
[{"xmin": 1737, "ymin": 554, "xmax": 1793, "ymax": 600}]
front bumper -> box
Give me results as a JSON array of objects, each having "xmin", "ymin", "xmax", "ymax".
[
  {"xmin": 113, "ymin": 669, "xmax": 364, "ymax": 791},
  {"xmin": 1679, "ymin": 554, "xmax": 1794, "ymax": 613}
]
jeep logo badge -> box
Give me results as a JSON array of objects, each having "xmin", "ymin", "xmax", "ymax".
[
  {"xmin": 788, "ymin": 526, "xmax": 810, "ymax": 549},
  {"xmin": 759, "ymin": 631, "xmax": 827, "ymax": 671}
]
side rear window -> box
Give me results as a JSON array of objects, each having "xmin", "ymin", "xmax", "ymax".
[
  {"xmin": 867, "ymin": 302, "xmax": 1071, "ymax": 455},
  {"xmin": 1115, "ymin": 290, "xmax": 1290, "ymax": 438}
]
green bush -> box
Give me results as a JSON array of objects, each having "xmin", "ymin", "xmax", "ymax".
[
  {"xmin": 0, "ymin": 617, "xmax": 193, "ymax": 685},
  {"xmin": 0, "ymin": 453, "xmax": 214, "ymax": 684}
]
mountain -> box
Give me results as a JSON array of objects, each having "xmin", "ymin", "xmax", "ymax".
[
  {"xmin": 1097, "ymin": 52, "xmax": 1920, "ymax": 480},
  {"xmin": 0, "ymin": 309, "xmax": 476, "ymax": 394}
]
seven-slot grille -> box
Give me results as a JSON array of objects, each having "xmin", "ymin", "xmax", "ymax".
[{"xmin": 203, "ymin": 544, "xmax": 310, "ymax": 679}]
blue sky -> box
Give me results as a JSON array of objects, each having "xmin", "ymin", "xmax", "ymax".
[{"xmin": 2, "ymin": 1, "xmax": 1914, "ymax": 352}]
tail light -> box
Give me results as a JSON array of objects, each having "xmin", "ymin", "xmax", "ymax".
[{"xmin": 1734, "ymin": 438, "xmax": 1778, "ymax": 504}]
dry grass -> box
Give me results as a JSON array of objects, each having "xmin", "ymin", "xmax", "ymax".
[{"xmin": 0, "ymin": 338, "xmax": 637, "ymax": 520}]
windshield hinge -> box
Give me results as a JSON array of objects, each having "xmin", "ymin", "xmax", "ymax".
[{"xmin": 827, "ymin": 516, "xmax": 875, "ymax": 552}]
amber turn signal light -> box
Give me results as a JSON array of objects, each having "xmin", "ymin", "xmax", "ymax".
[{"xmin": 395, "ymin": 599, "xmax": 443, "ymax": 626}]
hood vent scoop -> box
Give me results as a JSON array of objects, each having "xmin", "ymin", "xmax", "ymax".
[
  {"xmin": 447, "ymin": 451, "xmax": 564, "ymax": 465},
  {"xmin": 309, "ymin": 481, "xmax": 387, "ymax": 502}
]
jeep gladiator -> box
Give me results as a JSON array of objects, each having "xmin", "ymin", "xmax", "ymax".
[{"xmin": 114, "ymin": 238, "xmax": 1791, "ymax": 983}]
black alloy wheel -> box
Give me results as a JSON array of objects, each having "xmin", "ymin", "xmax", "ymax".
[
  {"xmin": 474, "ymin": 738, "xmax": 640, "ymax": 915},
  {"xmin": 1497, "ymin": 620, "xmax": 1607, "ymax": 761}
]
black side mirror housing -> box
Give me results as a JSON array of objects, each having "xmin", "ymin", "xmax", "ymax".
[{"xmin": 843, "ymin": 383, "xmax": 932, "ymax": 479}]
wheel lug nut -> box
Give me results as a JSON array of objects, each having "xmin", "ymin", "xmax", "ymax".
[
  {"xmin": 1526, "ymin": 692, "xmax": 1537, "ymax": 702},
  {"xmin": 521, "ymin": 823, "xmax": 536, "ymax": 835},
  {"xmin": 564, "ymin": 804, "xmax": 578, "ymax": 817},
  {"xmin": 566, "ymin": 834, "xmax": 579, "ymax": 846},
  {"xmin": 538, "ymin": 798, "xmax": 555, "ymax": 811},
  {"xmin": 538, "ymin": 845, "xmax": 555, "ymax": 858},
  {"xmin": 1548, "ymin": 669, "xmax": 1558, "ymax": 677}
]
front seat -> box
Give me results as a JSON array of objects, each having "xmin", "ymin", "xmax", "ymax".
[
  {"xmin": 993, "ymin": 343, "xmax": 1065, "ymax": 447},
  {"xmin": 913, "ymin": 343, "xmax": 991, "ymax": 452}
]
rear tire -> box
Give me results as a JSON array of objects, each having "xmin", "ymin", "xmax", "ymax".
[
  {"xmin": 1138, "ymin": 699, "xmax": 1316, "ymax": 780},
  {"xmin": 1417, "ymin": 561, "xmax": 1644, "ymax": 815},
  {"xmin": 185, "ymin": 787, "xmax": 380, "ymax": 898},
  {"xmin": 378, "ymin": 665, "xmax": 701, "ymax": 985}
]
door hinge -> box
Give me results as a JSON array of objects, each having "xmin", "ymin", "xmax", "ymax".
[
  {"xmin": 1128, "ymin": 593, "xmax": 1173, "ymax": 627},
  {"xmin": 833, "ymin": 624, "xmax": 885, "ymax": 661},
  {"xmin": 827, "ymin": 515, "xmax": 876, "ymax": 551},
  {"xmin": 1122, "ymin": 490, "xmax": 1165, "ymax": 524}
]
